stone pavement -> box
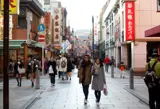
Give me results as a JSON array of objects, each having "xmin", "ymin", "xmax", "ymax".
[
  {"xmin": 27, "ymin": 68, "xmax": 149, "ymax": 109},
  {"xmin": 0, "ymin": 76, "xmax": 50, "ymax": 109},
  {"xmin": 106, "ymin": 67, "xmax": 149, "ymax": 105}
]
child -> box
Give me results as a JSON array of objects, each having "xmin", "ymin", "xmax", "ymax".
[{"xmin": 119, "ymin": 62, "xmax": 125, "ymax": 78}]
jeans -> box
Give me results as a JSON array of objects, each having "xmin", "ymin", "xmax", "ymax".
[
  {"xmin": 82, "ymin": 84, "xmax": 89, "ymax": 100},
  {"xmin": 95, "ymin": 91, "xmax": 101, "ymax": 102},
  {"xmin": 49, "ymin": 74, "xmax": 55, "ymax": 84},
  {"xmin": 105, "ymin": 64, "xmax": 109, "ymax": 72},
  {"xmin": 148, "ymin": 87, "xmax": 160, "ymax": 109}
]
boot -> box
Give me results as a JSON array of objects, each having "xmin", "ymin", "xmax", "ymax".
[
  {"xmin": 16, "ymin": 78, "xmax": 19, "ymax": 86},
  {"xmin": 19, "ymin": 78, "xmax": 22, "ymax": 87},
  {"xmin": 31, "ymin": 81, "xmax": 34, "ymax": 87}
]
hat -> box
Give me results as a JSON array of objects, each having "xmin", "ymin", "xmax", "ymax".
[{"xmin": 152, "ymin": 52, "xmax": 158, "ymax": 57}]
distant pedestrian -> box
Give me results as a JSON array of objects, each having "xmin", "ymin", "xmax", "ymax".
[
  {"xmin": 119, "ymin": 62, "xmax": 125, "ymax": 78},
  {"xmin": 103, "ymin": 55, "xmax": 110, "ymax": 73},
  {"xmin": 92, "ymin": 58, "xmax": 106, "ymax": 106},
  {"xmin": 44, "ymin": 57, "xmax": 48, "ymax": 75},
  {"xmin": 66, "ymin": 57, "xmax": 74, "ymax": 80},
  {"xmin": 144, "ymin": 51, "xmax": 160, "ymax": 109},
  {"xmin": 59, "ymin": 55, "xmax": 67, "ymax": 80},
  {"xmin": 26, "ymin": 56, "xmax": 31, "ymax": 79},
  {"xmin": 9, "ymin": 59, "xmax": 14, "ymax": 76},
  {"xmin": 48, "ymin": 57, "xmax": 57, "ymax": 86},
  {"xmin": 28, "ymin": 60, "xmax": 37, "ymax": 87},
  {"xmin": 78, "ymin": 54, "xmax": 93, "ymax": 105},
  {"xmin": 14, "ymin": 59, "xmax": 24, "ymax": 87}
]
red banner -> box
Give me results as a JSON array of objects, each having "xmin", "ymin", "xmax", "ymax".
[{"xmin": 125, "ymin": 2, "xmax": 135, "ymax": 41}]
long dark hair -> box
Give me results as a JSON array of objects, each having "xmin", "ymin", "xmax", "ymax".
[{"xmin": 96, "ymin": 58, "xmax": 103, "ymax": 67}]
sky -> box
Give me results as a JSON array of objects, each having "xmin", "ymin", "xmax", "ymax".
[{"xmin": 56, "ymin": 0, "xmax": 106, "ymax": 31}]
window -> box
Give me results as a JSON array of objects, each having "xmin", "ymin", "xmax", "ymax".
[{"xmin": 18, "ymin": 17, "xmax": 27, "ymax": 28}]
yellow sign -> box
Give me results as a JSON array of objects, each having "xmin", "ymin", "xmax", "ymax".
[{"xmin": 1, "ymin": 0, "xmax": 19, "ymax": 14}]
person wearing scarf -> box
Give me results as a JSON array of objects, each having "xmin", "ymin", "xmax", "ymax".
[
  {"xmin": 78, "ymin": 54, "xmax": 92, "ymax": 105},
  {"xmin": 92, "ymin": 58, "xmax": 106, "ymax": 106}
]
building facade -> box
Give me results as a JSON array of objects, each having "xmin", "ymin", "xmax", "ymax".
[{"xmin": 103, "ymin": 0, "xmax": 160, "ymax": 74}]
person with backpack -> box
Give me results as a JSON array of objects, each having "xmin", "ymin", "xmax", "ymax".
[
  {"xmin": 59, "ymin": 55, "xmax": 67, "ymax": 80},
  {"xmin": 144, "ymin": 51, "xmax": 160, "ymax": 109}
]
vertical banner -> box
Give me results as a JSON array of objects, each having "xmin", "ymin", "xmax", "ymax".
[
  {"xmin": 53, "ymin": 8, "xmax": 61, "ymax": 44},
  {"xmin": 125, "ymin": 2, "xmax": 135, "ymax": 41},
  {"xmin": 94, "ymin": 16, "xmax": 98, "ymax": 44}
]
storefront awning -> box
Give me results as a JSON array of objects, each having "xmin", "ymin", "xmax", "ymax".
[
  {"xmin": 0, "ymin": 40, "xmax": 25, "ymax": 49},
  {"xmin": 145, "ymin": 25, "xmax": 160, "ymax": 37}
]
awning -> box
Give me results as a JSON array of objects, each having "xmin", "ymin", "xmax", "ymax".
[
  {"xmin": 0, "ymin": 40, "xmax": 25, "ymax": 49},
  {"xmin": 145, "ymin": 25, "xmax": 160, "ymax": 37}
]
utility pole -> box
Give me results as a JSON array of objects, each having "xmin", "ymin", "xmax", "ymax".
[
  {"xmin": 3, "ymin": 0, "xmax": 10, "ymax": 109},
  {"xmin": 92, "ymin": 16, "xmax": 94, "ymax": 59}
]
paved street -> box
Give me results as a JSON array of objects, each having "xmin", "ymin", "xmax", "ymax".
[{"xmin": 27, "ymin": 69, "xmax": 149, "ymax": 109}]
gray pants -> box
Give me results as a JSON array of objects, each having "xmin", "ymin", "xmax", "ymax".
[{"xmin": 105, "ymin": 64, "xmax": 109, "ymax": 72}]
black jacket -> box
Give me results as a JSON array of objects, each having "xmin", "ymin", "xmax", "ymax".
[
  {"xmin": 67, "ymin": 59, "xmax": 73, "ymax": 72},
  {"xmin": 48, "ymin": 61, "xmax": 57, "ymax": 75},
  {"xmin": 28, "ymin": 63, "xmax": 37, "ymax": 73}
]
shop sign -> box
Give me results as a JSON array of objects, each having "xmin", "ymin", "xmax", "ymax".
[
  {"xmin": 94, "ymin": 16, "xmax": 98, "ymax": 44},
  {"xmin": 1, "ymin": 0, "xmax": 19, "ymax": 14},
  {"xmin": 53, "ymin": 8, "xmax": 61, "ymax": 43},
  {"xmin": 125, "ymin": 1, "xmax": 135, "ymax": 41}
]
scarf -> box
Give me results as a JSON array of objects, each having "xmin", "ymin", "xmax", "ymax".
[{"xmin": 94, "ymin": 63, "xmax": 100, "ymax": 74}]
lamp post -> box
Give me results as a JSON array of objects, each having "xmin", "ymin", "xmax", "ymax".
[{"xmin": 3, "ymin": 0, "xmax": 10, "ymax": 109}]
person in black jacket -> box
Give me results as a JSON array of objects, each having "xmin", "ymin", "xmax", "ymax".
[
  {"xmin": 48, "ymin": 57, "xmax": 57, "ymax": 86},
  {"xmin": 66, "ymin": 57, "xmax": 73, "ymax": 80}
]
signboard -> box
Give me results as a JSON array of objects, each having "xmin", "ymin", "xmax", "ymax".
[
  {"xmin": 125, "ymin": 1, "xmax": 135, "ymax": 41},
  {"xmin": 94, "ymin": 16, "xmax": 99, "ymax": 44},
  {"xmin": 1, "ymin": 0, "xmax": 19, "ymax": 14},
  {"xmin": 53, "ymin": 8, "xmax": 61, "ymax": 43},
  {"xmin": 38, "ymin": 24, "xmax": 46, "ymax": 32},
  {"xmin": 38, "ymin": 35, "xmax": 45, "ymax": 42}
]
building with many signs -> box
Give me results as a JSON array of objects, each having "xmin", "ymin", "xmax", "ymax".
[{"xmin": 102, "ymin": 0, "xmax": 160, "ymax": 75}]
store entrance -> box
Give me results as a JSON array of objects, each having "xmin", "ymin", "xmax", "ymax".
[
  {"xmin": 127, "ymin": 44, "xmax": 132, "ymax": 69},
  {"xmin": 147, "ymin": 42, "xmax": 160, "ymax": 62}
]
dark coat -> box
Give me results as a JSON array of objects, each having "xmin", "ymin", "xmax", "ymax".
[
  {"xmin": 14, "ymin": 62, "xmax": 19, "ymax": 74},
  {"xmin": 67, "ymin": 59, "xmax": 73, "ymax": 72},
  {"xmin": 48, "ymin": 61, "xmax": 57, "ymax": 75},
  {"xmin": 28, "ymin": 63, "xmax": 37, "ymax": 73}
]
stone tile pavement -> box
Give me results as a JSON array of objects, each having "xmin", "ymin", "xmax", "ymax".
[
  {"xmin": 106, "ymin": 67, "xmax": 149, "ymax": 105},
  {"xmin": 27, "ymin": 68, "xmax": 149, "ymax": 109}
]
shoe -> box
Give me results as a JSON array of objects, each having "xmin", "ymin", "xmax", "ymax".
[
  {"xmin": 123, "ymin": 76, "xmax": 125, "ymax": 78},
  {"xmin": 17, "ymin": 83, "xmax": 19, "ymax": 87},
  {"xmin": 32, "ymin": 82, "xmax": 34, "ymax": 87},
  {"xmin": 62, "ymin": 77, "xmax": 64, "ymax": 80},
  {"xmin": 97, "ymin": 102, "xmax": 100, "ymax": 106},
  {"xmin": 53, "ymin": 84, "xmax": 55, "ymax": 86},
  {"xmin": 70, "ymin": 78, "xmax": 71, "ymax": 80},
  {"xmin": 84, "ymin": 99, "xmax": 88, "ymax": 105}
]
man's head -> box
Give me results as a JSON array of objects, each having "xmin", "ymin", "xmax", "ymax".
[{"xmin": 152, "ymin": 52, "xmax": 159, "ymax": 59}]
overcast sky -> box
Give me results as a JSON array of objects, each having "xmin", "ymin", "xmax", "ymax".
[{"xmin": 56, "ymin": 0, "xmax": 106, "ymax": 31}]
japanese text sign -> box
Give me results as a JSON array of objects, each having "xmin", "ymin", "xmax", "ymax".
[
  {"xmin": 1, "ymin": 0, "xmax": 19, "ymax": 14},
  {"xmin": 54, "ymin": 8, "xmax": 61, "ymax": 43},
  {"xmin": 125, "ymin": 1, "xmax": 135, "ymax": 41}
]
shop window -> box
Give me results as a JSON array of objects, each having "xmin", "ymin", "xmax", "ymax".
[{"xmin": 18, "ymin": 17, "xmax": 27, "ymax": 28}]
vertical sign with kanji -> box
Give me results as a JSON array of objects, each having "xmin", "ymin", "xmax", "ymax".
[
  {"xmin": 53, "ymin": 8, "xmax": 61, "ymax": 43},
  {"xmin": 94, "ymin": 16, "xmax": 98, "ymax": 44},
  {"xmin": 125, "ymin": 2, "xmax": 135, "ymax": 41}
]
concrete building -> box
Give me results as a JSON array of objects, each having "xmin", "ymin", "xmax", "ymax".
[{"xmin": 103, "ymin": 0, "xmax": 160, "ymax": 74}]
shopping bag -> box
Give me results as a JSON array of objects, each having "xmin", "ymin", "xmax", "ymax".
[
  {"xmin": 18, "ymin": 67, "xmax": 25, "ymax": 74},
  {"xmin": 103, "ymin": 84, "xmax": 108, "ymax": 96},
  {"xmin": 48, "ymin": 65, "xmax": 54, "ymax": 74}
]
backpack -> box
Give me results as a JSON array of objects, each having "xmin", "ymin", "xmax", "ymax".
[
  {"xmin": 61, "ymin": 59, "xmax": 67, "ymax": 68},
  {"xmin": 144, "ymin": 61, "xmax": 159, "ymax": 89}
]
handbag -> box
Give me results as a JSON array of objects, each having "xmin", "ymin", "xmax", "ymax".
[
  {"xmin": 103, "ymin": 84, "xmax": 108, "ymax": 96},
  {"xmin": 48, "ymin": 65, "xmax": 54, "ymax": 74},
  {"xmin": 18, "ymin": 67, "xmax": 25, "ymax": 74}
]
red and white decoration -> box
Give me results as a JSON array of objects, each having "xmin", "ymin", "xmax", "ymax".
[
  {"xmin": 94, "ymin": 16, "xmax": 99, "ymax": 44},
  {"xmin": 38, "ymin": 34, "xmax": 45, "ymax": 42},
  {"xmin": 125, "ymin": 1, "xmax": 135, "ymax": 41},
  {"xmin": 53, "ymin": 8, "xmax": 61, "ymax": 43}
]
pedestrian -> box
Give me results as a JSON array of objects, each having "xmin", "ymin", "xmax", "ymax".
[
  {"xmin": 14, "ymin": 59, "xmax": 24, "ymax": 87},
  {"xmin": 78, "ymin": 54, "xmax": 93, "ymax": 105},
  {"xmin": 59, "ymin": 55, "xmax": 67, "ymax": 80},
  {"xmin": 66, "ymin": 56, "xmax": 74, "ymax": 80},
  {"xmin": 119, "ymin": 62, "xmax": 125, "ymax": 78},
  {"xmin": 26, "ymin": 56, "xmax": 31, "ymax": 79},
  {"xmin": 44, "ymin": 57, "xmax": 48, "ymax": 75},
  {"xmin": 28, "ymin": 60, "xmax": 37, "ymax": 87},
  {"xmin": 92, "ymin": 58, "xmax": 106, "ymax": 106},
  {"xmin": 9, "ymin": 59, "xmax": 14, "ymax": 76},
  {"xmin": 56, "ymin": 56, "xmax": 61, "ymax": 78},
  {"xmin": 144, "ymin": 51, "xmax": 160, "ymax": 109},
  {"xmin": 103, "ymin": 55, "xmax": 110, "ymax": 73},
  {"xmin": 48, "ymin": 57, "xmax": 57, "ymax": 86}
]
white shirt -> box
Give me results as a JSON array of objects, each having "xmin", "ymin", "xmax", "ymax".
[{"xmin": 59, "ymin": 57, "xmax": 67, "ymax": 72}]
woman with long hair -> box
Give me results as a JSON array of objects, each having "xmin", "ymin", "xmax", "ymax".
[
  {"xmin": 78, "ymin": 54, "xmax": 93, "ymax": 105},
  {"xmin": 14, "ymin": 59, "xmax": 24, "ymax": 87},
  {"xmin": 92, "ymin": 58, "xmax": 106, "ymax": 105}
]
